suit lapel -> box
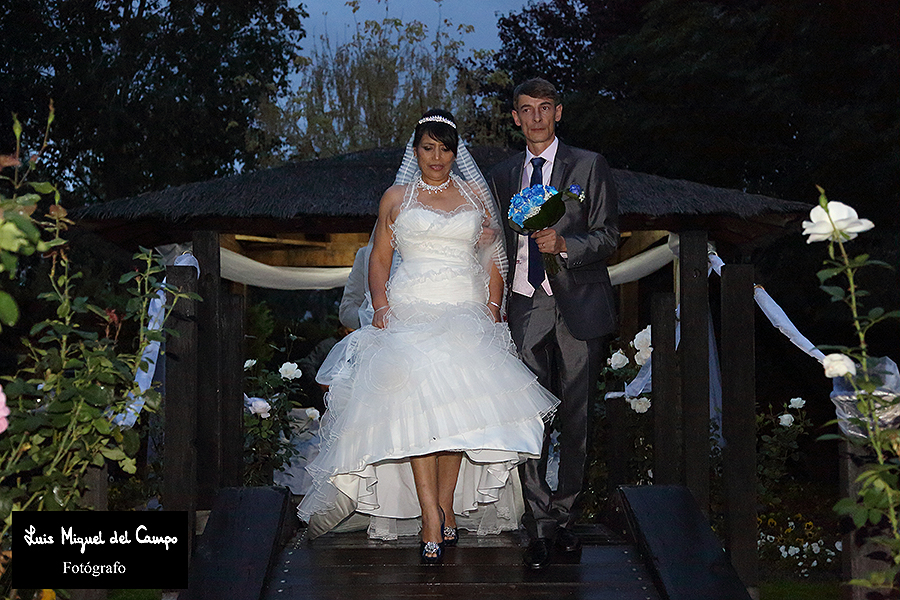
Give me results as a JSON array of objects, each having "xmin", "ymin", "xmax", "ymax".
[
  {"xmin": 503, "ymin": 152, "xmax": 526, "ymax": 265},
  {"xmin": 550, "ymin": 142, "xmax": 572, "ymax": 189}
]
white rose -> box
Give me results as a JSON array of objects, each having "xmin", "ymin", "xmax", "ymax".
[
  {"xmin": 608, "ymin": 350, "xmax": 629, "ymax": 370},
  {"xmin": 305, "ymin": 407, "xmax": 321, "ymax": 421},
  {"xmin": 279, "ymin": 361, "xmax": 302, "ymax": 380},
  {"xmin": 823, "ymin": 353, "xmax": 856, "ymax": 378},
  {"xmin": 634, "ymin": 347, "xmax": 652, "ymax": 366},
  {"xmin": 631, "ymin": 325, "xmax": 652, "ymax": 351},
  {"xmin": 249, "ymin": 399, "xmax": 271, "ymax": 419},
  {"xmin": 778, "ymin": 414, "xmax": 795, "ymax": 427},
  {"xmin": 628, "ymin": 397, "xmax": 651, "ymax": 414},
  {"xmin": 243, "ymin": 359, "xmax": 257, "ymax": 370},
  {"xmin": 802, "ymin": 201, "xmax": 874, "ymax": 243},
  {"xmin": 789, "ymin": 397, "xmax": 806, "ymax": 409}
]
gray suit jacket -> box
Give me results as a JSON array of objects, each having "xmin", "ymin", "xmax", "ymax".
[{"xmin": 489, "ymin": 141, "xmax": 619, "ymax": 340}]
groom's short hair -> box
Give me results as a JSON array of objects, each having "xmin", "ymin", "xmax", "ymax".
[{"xmin": 513, "ymin": 78, "xmax": 560, "ymax": 108}]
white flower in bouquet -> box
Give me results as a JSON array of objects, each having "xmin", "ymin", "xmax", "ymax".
[
  {"xmin": 243, "ymin": 359, "xmax": 257, "ymax": 370},
  {"xmin": 778, "ymin": 414, "xmax": 795, "ymax": 427},
  {"xmin": 608, "ymin": 350, "xmax": 629, "ymax": 370},
  {"xmin": 789, "ymin": 397, "xmax": 806, "ymax": 409},
  {"xmin": 823, "ymin": 353, "xmax": 856, "ymax": 378},
  {"xmin": 305, "ymin": 407, "xmax": 321, "ymax": 421},
  {"xmin": 249, "ymin": 399, "xmax": 271, "ymax": 419},
  {"xmin": 279, "ymin": 361, "xmax": 302, "ymax": 380},
  {"xmin": 628, "ymin": 397, "xmax": 651, "ymax": 414},
  {"xmin": 802, "ymin": 200, "xmax": 874, "ymax": 243}
]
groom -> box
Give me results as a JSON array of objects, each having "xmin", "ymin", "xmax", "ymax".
[{"xmin": 488, "ymin": 78, "xmax": 619, "ymax": 570}]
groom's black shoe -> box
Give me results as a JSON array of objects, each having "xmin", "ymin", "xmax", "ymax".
[
  {"xmin": 555, "ymin": 528, "xmax": 582, "ymax": 553},
  {"xmin": 523, "ymin": 538, "xmax": 552, "ymax": 570}
]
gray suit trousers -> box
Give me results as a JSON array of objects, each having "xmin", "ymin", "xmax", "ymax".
[{"xmin": 508, "ymin": 288, "xmax": 604, "ymax": 540}]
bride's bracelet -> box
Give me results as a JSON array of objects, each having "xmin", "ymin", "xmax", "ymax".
[
  {"xmin": 374, "ymin": 306, "xmax": 389, "ymax": 313},
  {"xmin": 489, "ymin": 301, "xmax": 501, "ymax": 309}
]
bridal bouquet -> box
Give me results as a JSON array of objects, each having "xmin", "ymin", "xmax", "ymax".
[{"xmin": 508, "ymin": 184, "xmax": 584, "ymax": 274}]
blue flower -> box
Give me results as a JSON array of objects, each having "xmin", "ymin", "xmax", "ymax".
[
  {"xmin": 508, "ymin": 184, "xmax": 558, "ymax": 229},
  {"xmin": 568, "ymin": 184, "xmax": 582, "ymax": 195}
]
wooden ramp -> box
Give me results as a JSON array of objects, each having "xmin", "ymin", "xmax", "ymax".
[{"xmin": 261, "ymin": 524, "xmax": 662, "ymax": 600}]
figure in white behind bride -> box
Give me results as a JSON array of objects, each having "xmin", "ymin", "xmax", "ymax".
[{"xmin": 297, "ymin": 109, "xmax": 558, "ymax": 564}]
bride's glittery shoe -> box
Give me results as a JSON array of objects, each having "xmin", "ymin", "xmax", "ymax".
[
  {"xmin": 442, "ymin": 520, "xmax": 458, "ymax": 547},
  {"xmin": 420, "ymin": 540, "xmax": 443, "ymax": 564},
  {"xmin": 420, "ymin": 508, "xmax": 445, "ymax": 564}
]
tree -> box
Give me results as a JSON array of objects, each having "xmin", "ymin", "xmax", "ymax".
[
  {"xmin": 0, "ymin": 0, "xmax": 307, "ymax": 203},
  {"xmin": 253, "ymin": 0, "xmax": 513, "ymax": 163},
  {"xmin": 493, "ymin": 0, "xmax": 899, "ymax": 226}
]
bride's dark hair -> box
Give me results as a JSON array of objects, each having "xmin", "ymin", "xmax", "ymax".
[{"xmin": 413, "ymin": 109, "xmax": 458, "ymax": 155}]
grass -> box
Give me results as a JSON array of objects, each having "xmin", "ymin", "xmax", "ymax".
[
  {"xmin": 108, "ymin": 591, "xmax": 162, "ymax": 600},
  {"xmin": 760, "ymin": 580, "xmax": 842, "ymax": 600}
]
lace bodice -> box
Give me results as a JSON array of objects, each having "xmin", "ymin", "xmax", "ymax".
[{"xmin": 387, "ymin": 176, "xmax": 489, "ymax": 306}]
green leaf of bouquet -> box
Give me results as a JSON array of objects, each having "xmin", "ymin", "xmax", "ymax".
[
  {"xmin": 879, "ymin": 310, "xmax": 900, "ymax": 320},
  {"xmin": 0, "ymin": 290, "xmax": 19, "ymax": 326},
  {"xmin": 522, "ymin": 191, "xmax": 566, "ymax": 231}
]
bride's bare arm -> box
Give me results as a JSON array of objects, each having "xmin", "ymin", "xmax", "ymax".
[
  {"xmin": 369, "ymin": 186, "xmax": 403, "ymax": 328},
  {"xmin": 488, "ymin": 261, "xmax": 503, "ymax": 323}
]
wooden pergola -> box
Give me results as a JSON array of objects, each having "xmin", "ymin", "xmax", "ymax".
[{"xmin": 73, "ymin": 147, "xmax": 811, "ymax": 598}]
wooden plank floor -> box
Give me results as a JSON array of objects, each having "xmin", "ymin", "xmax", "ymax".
[{"xmin": 262, "ymin": 524, "xmax": 662, "ymax": 600}]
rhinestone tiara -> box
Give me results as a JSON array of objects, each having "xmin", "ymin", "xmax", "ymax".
[{"xmin": 417, "ymin": 115, "xmax": 456, "ymax": 129}]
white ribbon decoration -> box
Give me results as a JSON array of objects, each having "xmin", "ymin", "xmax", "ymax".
[{"xmin": 111, "ymin": 253, "xmax": 200, "ymax": 428}]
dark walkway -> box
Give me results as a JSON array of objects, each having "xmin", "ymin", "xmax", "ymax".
[{"xmin": 261, "ymin": 524, "xmax": 662, "ymax": 600}]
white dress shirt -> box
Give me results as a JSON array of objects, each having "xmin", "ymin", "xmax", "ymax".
[{"xmin": 512, "ymin": 137, "xmax": 559, "ymax": 297}]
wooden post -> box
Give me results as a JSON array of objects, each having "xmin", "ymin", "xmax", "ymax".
[
  {"xmin": 679, "ymin": 231, "xmax": 710, "ymax": 511},
  {"xmin": 606, "ymin": 394, "xmax": 630, "ymax": 496},
  {"xmin": 721, "ymin": 264, "xmax": 758, "ymax": 596},
  {"xmin": 220, "ymin": 292, "xmax": 245, "ymax": 487},
  {"xmin": 652, "ymin": 292, "xmax": 680, "ymax": 485},
  {"xmin": 194, "ymin": 230, "xmax": 223, "ymax": 509},
  {"xmin": 164, "ymin": 265, "xmax": 198, "ymax": 556}
]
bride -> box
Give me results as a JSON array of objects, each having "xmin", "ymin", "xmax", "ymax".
[{"xmin": 297, "ymin": 109, "xmax": 558, "ymax": 564}]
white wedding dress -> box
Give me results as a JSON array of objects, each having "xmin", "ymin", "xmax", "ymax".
[{"xmin": 298, "ymin": 175, "xmax": 558, "ymax": 540}]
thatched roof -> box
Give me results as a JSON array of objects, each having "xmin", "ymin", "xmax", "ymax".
[{"xmin": 73, "ymin": 146, "xmax": 811, "ymax": 247}]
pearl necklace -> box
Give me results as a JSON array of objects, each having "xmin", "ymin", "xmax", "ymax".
[{"xmin": 417, "ymin": 175, "xmax": 451, "ymax": 194}]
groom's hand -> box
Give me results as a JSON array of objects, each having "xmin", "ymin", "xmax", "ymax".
[{"xmin": 532, "ymin": 229, "xmax": 566, "ymax": 254}]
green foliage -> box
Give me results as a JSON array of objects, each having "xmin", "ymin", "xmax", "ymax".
[
  {"xmin": 255, "ymin": 1, "xmax": 507, "ymax": 162},
  {"xmin": 0, "ymin": 115, "xmax": 198, "ymax": 556},
  {"xmin": 0, "ymin": 1, "xmax": 308, "ymax": 204},
  {"xmin": 242, "ymin": 363, "xmax": 308, "ymax": 487},
  {"xmin": 808, "ymin": 192, "xmax": 900, "ymax": 591},
  {"xmin": 757, "ymin": 402, "xmax": 813, "ymax": 508},
  {"xmin": 495, "ymin": 0, "xmax": 899, "ymax": 226}
]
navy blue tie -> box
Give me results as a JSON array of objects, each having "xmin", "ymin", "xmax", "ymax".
[{"xmin": 527, "ymin": 157, "xmax": 546, "ymax": 290}]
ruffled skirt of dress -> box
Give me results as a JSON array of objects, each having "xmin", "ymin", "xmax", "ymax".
[{"xmin": 297, "ymin": 300, "xmax": 558, "ymax": 539}]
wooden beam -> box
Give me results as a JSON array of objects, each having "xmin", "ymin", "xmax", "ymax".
[
  {"xmin": 220, "ymin": 292, "xmax": 245, "ymax": 488},
  {"xmin": 679, "ymin": 231, "xmax": 710, "ymax": 512},
  {"xmin": 163, "ymin": 265, "xmax": 198, "ymax": 557},
  {"xmin": 721, "ymin": 265, "xmax": 758, "ymax": 594},
  {"xmin": 234, "ymin": 234, "xmax": 329, "ymax": 247},
  {"xmin": 652, "ymin": 292, "xmax": 680, "ymax": 486},
  {"xmin": 194, "ymin": 230, "xmax": 223, "ymax": 510}
]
